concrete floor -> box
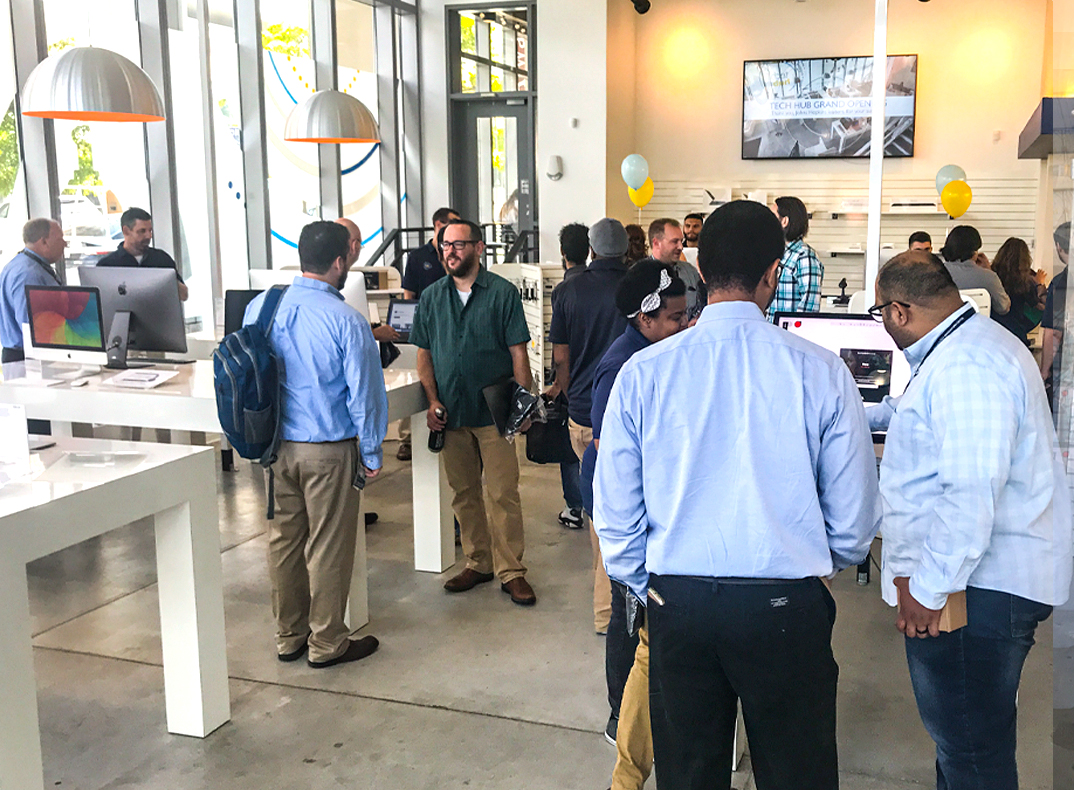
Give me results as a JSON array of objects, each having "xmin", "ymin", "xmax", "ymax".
[{"xmin": 25, "ymin": 437, "xmax": 1057, "ymax": 789}]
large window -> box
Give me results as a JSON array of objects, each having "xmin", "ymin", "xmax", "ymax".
[
  {"xmin": 0, "ymin": 0, "xmax": 26, "ymax": 264},
  {"xmin": 337, "ymin": 0, "xmax": 382, "ymax": 263},
  {"xmin": 43, "ymin": 0, "xmax": 150, "ymax": 264},
  {"xmin": 458, "ymin": 8, "xmax": 528, "ymax": 94}
]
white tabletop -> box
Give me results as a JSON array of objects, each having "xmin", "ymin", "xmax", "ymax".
[
  {"xmin": 0, "ymin": 438, "xmax": 208, "ymax": 524},
  {"xmin": 0, "ymin": 360, "xmax": 426, "ymax": 431}
]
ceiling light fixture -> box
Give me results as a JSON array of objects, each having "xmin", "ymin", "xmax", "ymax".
[
  {"xmin": 21, "ymin": 46, "xmax": 165, "ymax": 122},
  {"xmin": 284, "ymin": 89, "xmax": 381, "ymax": 144},
  {"xmin": 632, "ymin": 0, "xmax": 652, "ymax": 13}
]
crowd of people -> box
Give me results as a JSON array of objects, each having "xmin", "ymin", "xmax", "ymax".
[{"xmin": 1, "ymin": 195, "xmax": 1071, "ymax": 790}]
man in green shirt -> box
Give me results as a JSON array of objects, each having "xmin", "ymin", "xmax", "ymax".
[{"xmin": 410, "ymin": 220, "xmax": 537, "ymax": 606}]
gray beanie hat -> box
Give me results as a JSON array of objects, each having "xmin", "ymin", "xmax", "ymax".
[{"xmin": 589, "ymin": 217, "xmax": 629, "ymax": 258}]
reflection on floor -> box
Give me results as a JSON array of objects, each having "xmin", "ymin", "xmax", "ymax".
[{"xmin": 27, "ymin": 440, "xmax": 1055, "ymax": 789}]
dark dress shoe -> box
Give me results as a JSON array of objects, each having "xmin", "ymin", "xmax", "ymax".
[
  {"xmin": 278, "ymin": 641, "xmax": 308, "ymax": 662},
  {"xmin": 501, "ymin": 577, "xmax": 537, "ymax": 606},
  {"xmin": 364, "ymin": 512, "xmax": 379, "ymax": 526},
  {"xmin": 307, "ymin": 635, "xmax": 380, "ymax": 668},
  {"xmin": 443, "ymin": 568, "xmax": 495, "ymax": 592}
]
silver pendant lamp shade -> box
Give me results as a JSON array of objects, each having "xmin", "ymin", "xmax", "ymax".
[
  {"xmin": 284, "ymin": 89, "xmax": 380, "ymax": 143},
  {"xmin": 21, "ymin": 46, "xmax": 165, "ymax": 122}
]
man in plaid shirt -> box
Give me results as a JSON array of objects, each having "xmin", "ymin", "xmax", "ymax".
[{"xmin": 767, "ymin": 196, "xmax": 823, "ymax": 321}]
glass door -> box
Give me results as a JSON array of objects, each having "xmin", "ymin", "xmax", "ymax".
[{"xmin": 452, "ymin": 99, "xmax": 534, "ymax": 264}]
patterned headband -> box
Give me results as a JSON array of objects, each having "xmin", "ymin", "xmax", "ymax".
[{"xmin": 627, "ymin": 268, "xmax": 673, "ymax": 318}]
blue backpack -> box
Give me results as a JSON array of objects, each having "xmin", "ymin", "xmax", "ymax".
[{"xmin": 213, "ymin": 285, "xmax": 287, "ymax": 518}]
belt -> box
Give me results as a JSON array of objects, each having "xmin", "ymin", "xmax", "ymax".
[{"xmin": 681, "ymin": 576, "xmax": 815, "ymax": 587}]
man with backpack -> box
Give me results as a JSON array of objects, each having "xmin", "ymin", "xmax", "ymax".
[{"xmin": 242, "ymin": 220, "xmax": 388, "ymax": 668}]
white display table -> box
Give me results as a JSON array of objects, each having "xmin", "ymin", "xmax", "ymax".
[
  {"xmin": 0, "ymin": 438, "xmax": 228, "ymax": 790},
  {"xmin": 0, "ymin": 361, "xmax": 457, "ymax": 595}
]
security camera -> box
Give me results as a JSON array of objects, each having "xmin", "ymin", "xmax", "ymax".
[{"xmin": 632, "ymin": 0, "xmax": 651, "ymax": 13}]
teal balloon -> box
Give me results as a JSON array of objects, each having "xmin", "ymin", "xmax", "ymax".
[
  {"xmin": 621, "ymin": 154, "xmax": 650, "ymax": 191},
  {"xmin": 936, "ymin": 165, "xmax": 967, "ymax": 196}
]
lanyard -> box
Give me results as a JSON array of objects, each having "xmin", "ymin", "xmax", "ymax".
[
  {"xmin": 912, "ymin": 306, "xmax": 976, "ymax": 378},
  {"xmin": 23, "ymin": 249, "xmax": 60, "ymax": 284}
]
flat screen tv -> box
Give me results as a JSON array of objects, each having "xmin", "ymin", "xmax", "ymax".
[{"xmin": 742, "ymin": 55, "xmax": 917, "ymax": 159}]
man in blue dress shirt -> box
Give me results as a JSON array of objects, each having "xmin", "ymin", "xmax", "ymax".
[
  {"xmin": 594, "ymin": 200, "xmax": 879, "ymax": 790},
  {"xmin": 244, "ymin": 221, "xmax": 388, "ymax": 669},
  {"xmin": 874, "ymin": 252, "xmax": 1072, "ymax": 790},
  {"xmin": 0, "ymin": 218, "xmax": 67, "ymax": 362}
]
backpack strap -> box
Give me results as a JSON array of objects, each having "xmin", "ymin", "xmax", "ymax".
[{"xmin": 256, "ymin": 284, "xmax": 288, "ymax": 335}]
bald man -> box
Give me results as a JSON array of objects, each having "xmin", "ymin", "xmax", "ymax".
[
  {"xmin": 873, "ymin": 251, "xmax": 1071, "ymax": 789},
  {"xmin": 335, "ymin": 217, "xmax": 399, "ymax": 344}
]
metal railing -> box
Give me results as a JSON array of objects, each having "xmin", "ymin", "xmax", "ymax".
[{"xmin": 363, "ymin": 223, "xmax": 540, "ymax": 270}]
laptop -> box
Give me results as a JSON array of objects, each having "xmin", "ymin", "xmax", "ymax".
[
  {"xmin": 386, "ymin": 298, "xmax": 419, "ymax": 342},
  {"xmin": 772, "ymin": 312, "xmax": 911, "ymax": 404}
]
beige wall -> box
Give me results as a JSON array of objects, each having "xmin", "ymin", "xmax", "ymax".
[{"xmin": 620, "ymin": 0, "xmax": 1046, "ymax": 185}]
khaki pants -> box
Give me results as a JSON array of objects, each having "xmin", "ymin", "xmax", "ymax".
[
  {"xmin": 612, "ymin": 624, "xmax": 653, "ymax": 790},
  {"xmin": 399, "ymin": 416, "xmax": 411, "ymax": 445},
  {"xmin": 570, "ymin": 419, "xmax": 612, "ymax": 632},
  {"xmin": 270, "ymin": 440, "xmax": 361, "ymax": 663},
  {"xmin": 441, "ymin": 424, "xmax": 526, "ymax": 582}
]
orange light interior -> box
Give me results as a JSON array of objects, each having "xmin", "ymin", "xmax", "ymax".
[
  {"xmin": 22, "ymin": 110, "xmax": 164, "ymax": 122},
  {"xmin": 283, "ymin": 136, "xmax": 381, "ymax": 143}
]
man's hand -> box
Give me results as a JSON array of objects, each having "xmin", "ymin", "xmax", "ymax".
[
  {"xmin": 364, "ymin": 466, "xmax": 380, "ymax": 480},
  {"xmin": 427, "ymin": 401, "xmax": 447, "ymax": 431},
  {"xmin": 177, "ymin": 280, "xmax": 189, "ymax": 302},
  {"xmin": 973, "ymin": 251, "xmax": 991, "ymax": 270},
  {"xmin": 372, "ymin": 324, "xmax": 401, "ymax": 343},
  {"xmin": 543, "ymin": 383, "xmax": 562, "ymax": 401},
  {"xmin": 894, "ymin": 577, "xmax": 942, "ymax": 638}
]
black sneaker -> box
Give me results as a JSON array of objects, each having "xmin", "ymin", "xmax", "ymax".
[
  {"xmin": 604, "ymin": 715, "xmax": 618, "ymax": 746},
  {"xmin": 558, "ymin": 507, "xmax": 584, "ymax": 529}
]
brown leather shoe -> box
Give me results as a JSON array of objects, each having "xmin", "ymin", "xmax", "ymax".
[
  {"xmin": 443, "ymin": 568, "xmax": 495, "ymax": 592},
  {"xmin": 501, "ymin": 577, "xmax": 537, "ymax": 606}
]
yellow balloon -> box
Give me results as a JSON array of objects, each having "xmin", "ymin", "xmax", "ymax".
[
  {"xmin": 941, "ymin": 180, "xmax": 973, "ymax": 219},
  {"xmin": 629, "ymin": 177, "xmax": 654, "ymax": 209}
]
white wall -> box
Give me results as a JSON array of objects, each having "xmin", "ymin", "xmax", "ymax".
[
  {"xmin": 536, "ymin": 0, "xmax": 609, "ymax": 261},
  {"xmin": 628, "ymin": 0, "xmax": 1046, "ymax": 182},
  {"xmin": 418, "ymin": 1, "xmax": 451, "ymax": 217}
]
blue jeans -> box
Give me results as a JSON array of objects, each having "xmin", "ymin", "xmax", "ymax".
[
  {"xmin": 904, "ymin": 586, "xmax": 1052, "ymax": 790},
  {"xmin": 559, "ymin": 459, "xmax": 582, "ymax": 511}
]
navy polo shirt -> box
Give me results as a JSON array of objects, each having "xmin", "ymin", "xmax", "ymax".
[
  {"xmin": 580, "ymin": 324, "xmax": 652, "ymax": 515},
  {"xmin": 96, "ymin": 243, "xmax": 184, "ymax": 281},
  {"xmin": 548, "ymin": 256, "xmax": 628, "ymax": 426},
  {"xmin": 402, "ymin": 241, "xmax": 445, "ymax": 296}
]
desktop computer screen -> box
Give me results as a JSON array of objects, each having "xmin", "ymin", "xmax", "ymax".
[
  {"xmin": 78, "ymin": 266, "xmax": 186, "ymax": 367},
  {"xmin": 25, "ymin": 285, "xmax": 106, "ymax": 351},
  {"xmin": 773, "ymin": 312, "xmax": 911, "ymax": 402}
]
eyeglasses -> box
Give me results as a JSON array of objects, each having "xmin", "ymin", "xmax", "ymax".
[
  {"xmin": 440, "ymin": 240, "xmax": 478, "ymax": 252},
  {"xmin": 867, "ymin": 301, "xmax": 910, "ymax": 322}
]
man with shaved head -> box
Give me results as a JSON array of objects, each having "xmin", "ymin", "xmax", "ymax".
[
  {"xmin": 335, "ymin": 217, "xmax": 399, "ymax": 344},
  {"xmin": 873, "ymin": 251, "xmax": 1072, "ymax": 789}
]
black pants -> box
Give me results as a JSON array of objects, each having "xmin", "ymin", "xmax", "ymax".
[
  {"xmin": 2, "ymin": 347, "xmax": 24, "ymax": 363},
  {"xmin": 607, "ymin": 580, "xmax": 641, "ymax": 719},
  {"xmin": 647, "ymin": 574, "xmax": 839, "ymax": 790}
]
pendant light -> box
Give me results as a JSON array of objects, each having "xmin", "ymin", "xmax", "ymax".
[
  {"xmin": 21, "ymin": 46, "xmax": 165, "ymax": 122},
  {"xmin": 284, "ymin": 89, "xmax": 380, "ymax": 144}
]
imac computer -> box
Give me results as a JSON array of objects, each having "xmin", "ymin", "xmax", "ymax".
[
  {"xmin": 23, "ymin": 284, "xmax": 108, "ymax": 366},
  {"xmin": 79, "ymin": 266, "xmax": 187, "ymax": 368},
  {"xmin": 772, "ymin": 312, "xmax": 911, "ymax": 403}
]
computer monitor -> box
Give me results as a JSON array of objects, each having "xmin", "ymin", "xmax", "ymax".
[
  {"xmin": 79, "ymin": 266, "xmax": 186, "ymax": 368},
  {"xmin": 772, "ymin": 312, "xmax": 911, "ymax": 403},
  {"xmin": 23, "ymin": 284, "xmax": 107, "ymax": 365}
]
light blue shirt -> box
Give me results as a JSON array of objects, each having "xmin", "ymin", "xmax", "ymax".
[
  {"xmin": 879, "ymin": 306, "xmax": 1073, "ymax": 609},
  {"xmin": 594, "ymin": 300, "xmax": 880, "ymax": 601},
  {"xmin": 0, "ymin": 249, "xmax": 61, "ymax": 349},
  {"xmin": 244, "ymin": 276, "xmax": 388, "ymax": 470}
]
